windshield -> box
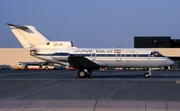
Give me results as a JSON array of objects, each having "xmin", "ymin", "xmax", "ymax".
[{"xmin": 150, "ymin": 51, "xmax": 164, "ymax": 57}]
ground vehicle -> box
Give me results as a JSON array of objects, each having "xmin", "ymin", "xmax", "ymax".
[
  {"xmin": 14, "ymin": 63, "xmax": 25, "ymax": 69},
  {"xmin": 14, "ymin": 62, "xmax": 55, "ymax": 70},
  {"xmin": 0, "ymin": 65, "xmax": 13, "ymax": 70}
]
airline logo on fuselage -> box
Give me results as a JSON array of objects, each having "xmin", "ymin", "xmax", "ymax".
[{"xmin": 114, "ymin": 50, "xmax": 121, "ymax": 54}]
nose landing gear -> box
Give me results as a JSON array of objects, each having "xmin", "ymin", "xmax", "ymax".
[{"xmin": 144, "ymin": 68, "xmax": 152, "ymax": 78}]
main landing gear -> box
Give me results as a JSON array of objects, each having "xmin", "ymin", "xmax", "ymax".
[
  {"xmin": 78, "ymin": 69, "xmax": 92, "ymax": 78},
  {"xmin": 144, "ymin": 68, "xmax": 152, "ymax": 78}
]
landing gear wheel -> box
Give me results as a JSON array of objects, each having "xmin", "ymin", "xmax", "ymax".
[
  {"xmin": 144, "ymin": 73, "xmax": 150, "ymax": 78},
  {"xmin": 86, "ymin": 69, "xmax": 92, "ymax": 78},
  {"xmin": 86, "ymin": 74, "xmax": 91, "ymax": 78},
  {"xmin": 88, "ymin": 69, "xmax": 92, "ymax": 74},
  {"xmin": 25, "ymin": 66, "xmax": 28, "ymax": 70},
  {"xmin": 78, "ymin": 70, "xmax": 87, "ymax": 78},
  {"xmin": 45, "ymin": 67, "xmax": 49, "ymax": 70}
]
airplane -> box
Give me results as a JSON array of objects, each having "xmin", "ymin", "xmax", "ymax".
[{"xmin": 7, "ymin": 23, "xmax": 174, "ymax": 78}]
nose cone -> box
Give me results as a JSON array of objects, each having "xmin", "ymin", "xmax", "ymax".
[{"xmin": 167, "ymin": 58, "xmax": 174, "ymax": 66}]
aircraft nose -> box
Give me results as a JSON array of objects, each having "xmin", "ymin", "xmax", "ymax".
[{"xmin": 167, "ymin": 58, "xmax": 174, "ymax": 66}]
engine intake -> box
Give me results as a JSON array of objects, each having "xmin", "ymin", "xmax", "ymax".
[{"xmin": 30, "ymin": 50, "xmax": 37, "ymax": 56}]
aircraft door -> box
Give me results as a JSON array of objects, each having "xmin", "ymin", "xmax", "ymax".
[
  {"xmin": 116, "ymin": 53, "xmax": 121, "ymax": 62},
  {"xmin": 149, "ymin": 52, "xmax": 155, "ymax": 60},
  {"xmin": 91, "ymin": 53, "xmax": 96, "ymax": 61}
]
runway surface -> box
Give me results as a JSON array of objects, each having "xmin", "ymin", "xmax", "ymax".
[{"xmin": 0, "ymin": 70, "xmax": 180, "ymax": 111}]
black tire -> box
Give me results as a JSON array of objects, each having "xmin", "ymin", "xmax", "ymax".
[
  {"xmin": 144, "ymin": 73, "xmax": 150, "ymax": 78},
  {"xmin": 25, "ymin": 66, "xmax": 28, "ymax": 70},
  {"xmin": 86, "ymin": 69, "xmax": 92, "ymax": 78},
  {"xmin": 86, "ymin": 74, "xmax": 91, "ymax": 78},
  {"xmin": 88, "ymin": 69, "xmax": 92, "ymax": 74},
  {"xmin": 45, "ymin": 67, "xmax": 49, "ymax": 70}
]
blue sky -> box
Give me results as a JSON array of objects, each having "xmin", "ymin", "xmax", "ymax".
[{"xmin": 1, "ymin": 0, "xmax": 180, "ymax": 48}]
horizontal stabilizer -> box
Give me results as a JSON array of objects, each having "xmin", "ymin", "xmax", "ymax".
[{"xmin": 7, "ymin": 23, "xmax": 28, "ymax": 29}]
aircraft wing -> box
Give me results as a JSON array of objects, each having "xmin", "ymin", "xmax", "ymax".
[{"xmin": 68, "ymin": 55, "xmax": 101, "ymax": 69}]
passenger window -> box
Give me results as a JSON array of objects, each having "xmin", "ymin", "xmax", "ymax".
[
  {"xmin": 132, "ymin": 55, "xmax": 137, "ymax": 57},
  {"xmin": 126, "ymin": 55, "xmax": 131, "ymax": 57},
  {"xmin": 122, "ymin": 55, "xmax": 126, "ymax": 57}
]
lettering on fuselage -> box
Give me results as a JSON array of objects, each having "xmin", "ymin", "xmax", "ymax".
[
  {"xmin": 73, "ymin": 49, "xmax": 141, "ymax": 54},
  {"xmin": 74, "ymin": 49, "xmax": 113, "ymax": 53},
  {"xmin": 74, "ymin": 49, "xmax": 93, "ymax": 53},
  {"xmin": 96, "ymin": 49, "xmax": 113, "ymax": 53},
  {"xmin": 53, "ymin": 43, "xmax": 63, "ymax": 46},
  {"xmin": 121, "ymin": 50, "xmax": 138, "ymax": 53}
]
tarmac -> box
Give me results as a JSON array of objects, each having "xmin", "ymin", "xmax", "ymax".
[{"xmin": 0, "ymin": 70, "xmax": 180, "ymax": 111}]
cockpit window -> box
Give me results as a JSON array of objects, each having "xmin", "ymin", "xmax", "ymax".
[{"xmin": 150, "ymin": 51, "xmax": 164, "ymax": 57}]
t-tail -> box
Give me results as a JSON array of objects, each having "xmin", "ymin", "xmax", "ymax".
[
  {"xmin": 7, "ymin": 23, "xmax": 50, "ymax": 50},
  {"xmin": 7, "ymin": 23, "xmax": 73, "ymax": 50}
]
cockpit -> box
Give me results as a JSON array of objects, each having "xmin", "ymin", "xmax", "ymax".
[{"xmin": 150, "ymin": 51, "xmax": 164, "ymax": 57}]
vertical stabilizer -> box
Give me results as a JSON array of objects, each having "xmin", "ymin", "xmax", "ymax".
[{"xmin": 7, "ymin": 23, "xmax": 50, "ymax": 50}]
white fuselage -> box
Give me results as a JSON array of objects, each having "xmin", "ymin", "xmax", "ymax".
[{"xmin": 33, "ymin": 48, "xmax": 173, "ymax": 68}]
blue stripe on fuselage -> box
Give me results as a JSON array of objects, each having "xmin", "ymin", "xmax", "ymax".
[{"xmin": 36, "ymin": 53, "xmax": 150, "ymax": 57}]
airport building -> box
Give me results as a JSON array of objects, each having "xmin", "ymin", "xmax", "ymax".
[
  {"xmin": 0, "ymin": 48, "xmax": 44, "ymax": 69},
  {"xmin": 134, "ymin": 36, "xmax": 180, "ymax": 48},
  {"xmin": 134, "ymin": 36, "xmax": 180, "ymax": 69}
]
